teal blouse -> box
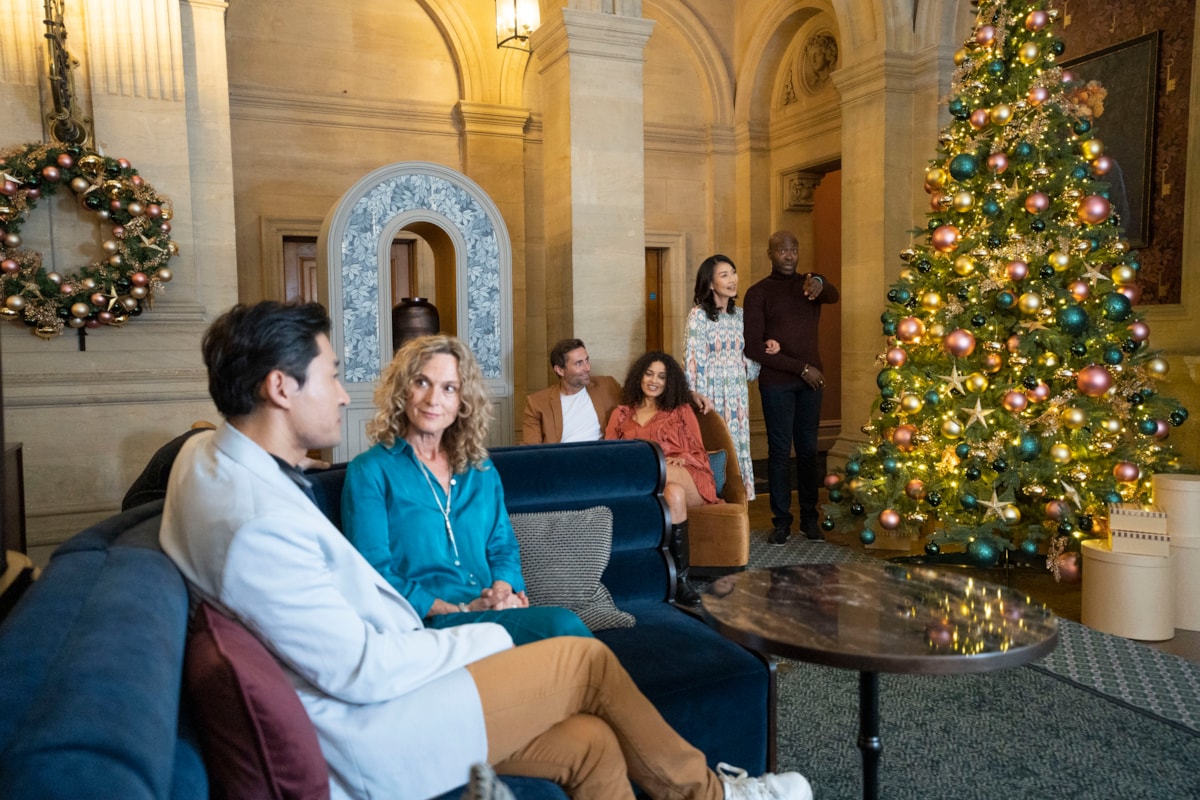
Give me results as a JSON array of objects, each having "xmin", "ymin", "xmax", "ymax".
[{"xmin": 341, "ymin": 439, "xmax": 525, "ymax": 618}]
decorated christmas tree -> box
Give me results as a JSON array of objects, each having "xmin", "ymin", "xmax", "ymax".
[{"xmin": 822, "ymin": 0, "xmax": 1189, "ymax": 575}]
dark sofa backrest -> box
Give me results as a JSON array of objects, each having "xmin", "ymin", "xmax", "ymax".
[{"xmin": 306, "ymin": 439, "xmax": 672, "ymax": 606}]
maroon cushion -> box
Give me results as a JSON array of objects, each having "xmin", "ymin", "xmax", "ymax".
[{"xmin": 184, "ymin": 602, "xmax": 331, "ymax": 800}]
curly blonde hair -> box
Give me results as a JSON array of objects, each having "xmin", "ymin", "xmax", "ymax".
[{"xmin": 366, "ymin": 334, "xmax": 493, "ymax": 474}]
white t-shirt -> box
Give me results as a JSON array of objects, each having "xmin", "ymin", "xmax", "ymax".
[{"xmin": 560, "ymin": 388, "xmax": 601, "ymax": 443}]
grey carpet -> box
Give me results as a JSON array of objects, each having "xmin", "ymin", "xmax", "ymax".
[{"xmin": 704, "ymin": 531, "xmax": 1200, "ymax": 799}]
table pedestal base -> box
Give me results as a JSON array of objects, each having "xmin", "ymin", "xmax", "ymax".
[{"xmin": 858, "ymin": 671, "xmax": 881, "ymax": 800}]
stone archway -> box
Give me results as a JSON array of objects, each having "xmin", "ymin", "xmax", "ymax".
[{"xmin": 320, "ymin": 161, "xmax": 514, "ymax": 460}]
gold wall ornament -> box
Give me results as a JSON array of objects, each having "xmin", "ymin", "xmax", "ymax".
[
  {"xmin": 43, "ymin": 0, "xmax": 92, "ymax": 146},
  {"xmin": 0, "ymin": 143, "xmax": 177, "ymax": 345}
]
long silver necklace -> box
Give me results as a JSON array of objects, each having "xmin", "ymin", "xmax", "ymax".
[{"xmin": 418, "ymin": 460, "xmax": 460, "ymax": 562}]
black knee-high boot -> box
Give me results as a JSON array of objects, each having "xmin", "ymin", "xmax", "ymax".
[{"xmin": 669, "ymin": 521, "xmax": 702, "ymax": 607}]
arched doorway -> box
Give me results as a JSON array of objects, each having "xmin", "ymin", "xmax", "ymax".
[{"xmin": 320, "ymin": 161, "xmax": 514, "ymax": 460}]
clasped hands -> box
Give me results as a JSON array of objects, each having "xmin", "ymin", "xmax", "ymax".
[{"xmin": 432, "ymin": 581, "xmax": 528, "ymax": 616}]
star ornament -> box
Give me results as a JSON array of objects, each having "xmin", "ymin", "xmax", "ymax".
[
  {"xmin": 979, "ymin": 490, "xmax": 1006, "ymax": 520},
  {"xmin": 960, "ymin": 398, "xmax": 996, "ymax": 429},
  {"xmin": 1019, "ymin": 320, "xmax": 1049, "ymax": 331},
  {"xmin": 939, "ymin": 364, "xmax": 967, "ymax": 395},
  {"xmin": 1081, "ymin": 264, "xmax": 1110, "ymax": 285},
  {"xmin": 1060, "ymin": 480, "xmax": 1083, "ymax": 509}
]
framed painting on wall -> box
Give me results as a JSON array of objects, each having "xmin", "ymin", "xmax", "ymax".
[{"xmin": 1061, "ymin": 31, "xmax": 1160, "ymax": 249}]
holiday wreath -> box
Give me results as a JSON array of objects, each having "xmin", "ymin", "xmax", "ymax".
[{"xmin": 0, "ymin": 142, "xmax": 177, "ymax": 339}]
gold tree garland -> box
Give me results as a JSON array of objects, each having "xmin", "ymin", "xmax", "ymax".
[{"xmin": 0, "ymin": 142, "xmax": 177, "ymax": 339}]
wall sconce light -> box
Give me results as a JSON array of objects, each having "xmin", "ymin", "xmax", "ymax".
[{"xmin": 496, "ymin": 0, "xmax": 540, "ymax": 50}]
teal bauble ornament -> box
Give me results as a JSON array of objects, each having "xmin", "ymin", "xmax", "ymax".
[
  {"xmin": 860, "ymin": 529, "xmax": 877, "ymax": 545},
  {"xmin": 1014, "ymin": 141, "xmax": 1033, "ymax": 160},
  {"xmin": 1058, "ymin": 304, "xmax": 1089, "ymax": 334},
  {"xmin": 961, "ymin": 493, "xmax": 978, "ymax": 509},
  {"xmin": 1104, "ymin": 491, "xmax": 1122, "ymax": 504},
  {"xmin": 1101, "ymin": 292, "xmax": 1133, "ymax": 321},
  {"xmin": 883, "ymin": 457, "xmax": 899, "ymax": 474},
  {"xmin": 1020, "ymin": 539, "xmax": 1039, "ymax": 555},
  {"xmin": 829, "ymin": 489, "xmax": 844, "ymax": 503},
  {"xmin": 949, "ymin": 154, "xmax": 979, "ymax": 181},
  {"xmin": 1171, "ymin": 408, "xmax": 1189, "ymax": 426},
  {"xmin": 949, "ymin": 98, "xmax": 968, "ymax": 119},
  {"xmin": 982, "ymin": 199, "xmax": 1001, "ymax": 216},
  {"xmin": 925, "ymin": 541, "xmax": 941, "ymax": 555},
  {"xmin": 1138, "ymin": 418, "xmax": 1158, "ymax": 436},
  {"xmin": 968, "ymin": 540, "xmax": 1000, "ymax": 568},
  {"xmin": 845, "ymin": 461, "xmax": 862, "ymax": 477},
  {"xmin": 1018, "ymin": 433, "xmax": 1041, "ymax": 461},
  {"xmin": 1103, "ymin": 346, "xmax": 1123, "ymax": 365},
  {"xmin": 877, "ymin": 369, "xmax": 898, "ymax": 390},
  {"xmin": 924, "ymin": 389, "xmax": 941, "ymax": 406},
  {"xmin": 995, "ymin": 291, "xmax": 1015, "ymax": 309},
  {"xmin": 821, "ymin": 516, "xmax": 835, "ymax": 532},
  {"xmin": 955, "ymin": 443, "xmax": 970, "ymax": 458}
]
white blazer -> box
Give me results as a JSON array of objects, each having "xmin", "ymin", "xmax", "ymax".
[{"xmin": 160, "ymin": 423, "xmax": 513, "ymax": 800}]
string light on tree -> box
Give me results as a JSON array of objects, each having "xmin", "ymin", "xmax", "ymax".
[{"xmin": 821, "ymin": 0, "xmax": 1188, "ymax": 574}]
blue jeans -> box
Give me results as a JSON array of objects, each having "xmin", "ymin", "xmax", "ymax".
[{"xmin": 760, "ymin": 380, "xmax": 823, "ymax": 531}]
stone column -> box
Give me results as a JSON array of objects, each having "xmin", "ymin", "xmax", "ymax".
[
  {"xmin": 828, "ymin": 56, "xmax": 919, "ymax": 468},
  {"xmin": 530, "ymin": 6, "xmax": 655, "ymax": 376}
]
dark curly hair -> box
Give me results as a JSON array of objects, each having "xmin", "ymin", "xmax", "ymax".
[
  {"xmin": 692, "ymin": 254, "xmax": 738, "ymax": 321},
  {"xmin": 619, "ymin": 351, "xmax": 693, "ymax": 411}
]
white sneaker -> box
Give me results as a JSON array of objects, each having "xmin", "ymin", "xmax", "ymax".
[{"xmin": 718, "ymin": 762, "xmax": 813, "ymax": 800}]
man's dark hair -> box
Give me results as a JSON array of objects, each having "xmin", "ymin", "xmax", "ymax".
[
  {"xmin": 550, "ymin": 338, "xmax": 587, "ymax": 371},
  {"xmin": 202, "ymin": 301, "xmax": 331, "ymax": 418},
  {"xmin": 619, "ymin": 350, "xmax": 694, "ymax": 411}
]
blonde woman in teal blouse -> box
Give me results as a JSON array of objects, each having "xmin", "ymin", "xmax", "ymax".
[{"xmin": 342, "ymin": 334, "xmax": 590, "ymax": 645}]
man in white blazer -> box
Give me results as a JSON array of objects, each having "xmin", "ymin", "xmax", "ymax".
[{"xmin": 160, "ymin": 301, "xmax": 811, "ymax": 800}]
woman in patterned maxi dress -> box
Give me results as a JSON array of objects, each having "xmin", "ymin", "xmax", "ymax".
[{"xmin": 684, "ymin": 254, "xmax": 766, "ymax": 501}]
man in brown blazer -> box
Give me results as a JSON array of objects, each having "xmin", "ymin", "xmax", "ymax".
[{"xmin": 522, "ymin": 339, "xmax": 622, "ymax": 444}]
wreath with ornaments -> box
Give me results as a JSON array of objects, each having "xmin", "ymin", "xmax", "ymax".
[{"xmin": 0, "ymin": 142, "xmax": 177, "ymax": 340}]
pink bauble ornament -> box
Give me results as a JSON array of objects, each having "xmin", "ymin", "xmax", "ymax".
[
  {"xmin": 160, "ymin": 221, "xmax": 171, "ymax": 234},
  {"xmin": 1129, "ymin": 321, "xmax": 1150, "ymax": 341},
  {"xmin": 146, "ymin": 203, "xmax": 162, "ymax": 218},
  {"xmin": 1003, "ymin": 391, "xmax": 1029, "ymax": 412},
  {"xmin": 131, "ymin": 174, "xmax": 144, "ymax": 187},
  {"xmin": 894, "ymin": 425, "xmax": 917, "ymax": 451},
  {"xmin": 982, "ymin": 353, "xmax": 1002, "ymax": 373},
  {"xmin": 879, "ymin": 509, "xmax": 901, "ymax": 530},
  {"xmin": 1027, "ymin": 86, "xmax": 1050, "ymax": 106},
  {"xmin": 41, "ymin": 165, "xmax": 60, "ymax": 182},
  {"xmin": 930, "ymin": 191, "xmax": 946, "ymax": 211},
  {"xmin": 944, "ymin": 328, "xmax": 976, "ymax": 358},
  {"xmin": 1056, "ymin": 552, "xmax": 1082, "ymax": 584},
  {"xmin": 97, "ymin": 310, "xmax": 115, "ymax": 324},
  {"xmin": 988, "ymin": 152, "xmax": 1009, "ymax": 173},
  {"xmin": 970, "ymin": 108, "xmax": 990, "ymax": 130},
  {"xmin": 1024, "ymin": 192, "xmax": 1050, "ymax": 214},
  {"xmin": 1113, "ymin": 461, "xmax": 1141, "ymax": 483},
  {"xmin": 886, "ymin": 347, "xmax": 908, "ymax": 367},
  {"xmin": 1006, "ymin": 260, "xmax": 1028, "ymax": 281},
  {"xmin": 1092, "ymin": 155, "xmax": 1113, "ymax": 176},
  {"xmin": 112, "ymin": 225, "xmax": 127, "ymax": 239},
  {"xmin": 824, "ymin": 474, "xmax": 842, "ymax": 490},
  {"xmin": 25, "ymin": 188, "xmax": 40, "ymax": 201},
  {"xmin": 0, "ymin": 259, "xmax": 18, "ymax": 275},
  {"xmin": 1078, "ymin": 195, "xmax": 1111, "ymax": 224},
  {"xmin": 1006, "ymin": 335, "xmax": 1021, "ymax": 352},
  {"xmin": 976, "ymin": 25, "xmax": 996, "ymax": 45},
  {"xmin": 1025, "ymin": 10, "xmax": 1048, "ymax": 30},
  {"xmin": 1045, "ymin": 500, "xmax": 1069, "ymax": 521},
  {"xmin": 1061, "ymin": 70, "xmax": 1076, "ymax": 85},
  {"xmin": 931, "ymin": 224, "xmax": 961, "ymax": 253},
  {"xmin": 1077, "ymin": 365, "xmax": 1113, "ymax": 397},
  {"xmin": 1155, "ymin": 420, "xmax": 1170, "ymax": 440},
  {"xmin": 904, "ymin": 478, "xmax": 925, "ymax": 499},
  {"xmin": 1069, "ymin": 280, "xmax": 1090, "ymax": 302},
  {"xmin": 1029, "ymin": 381, "xmax": 1050, "ymax": 402},
  {"xmin": 89, "ymin": 292, "xmax": 108, "ymax": 307},
  {"xmin": 56, "ymin": 153, "xmax": 74, "ymax": 169},
  {"xmin": 117, "ymin": 157, "xmax": 131, "ymax": 170},
  {"xmin": 896, "ymin": 317, "xmax": 926, "ymax": 343},
  {"xmin": 130, "ymin": 271, "xmax": 149, "ymax": 287},
  {"xmin": 1, "ymin": 180, "xmax": 18, "ymax": 197},
  {"xmin": 1118, "ymin": 284, "xmax": 1142, "ymax": 304}
]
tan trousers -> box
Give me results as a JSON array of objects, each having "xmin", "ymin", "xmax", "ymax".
[{"xmin": 467, "ymin": 637, "xmax": 725, "ymax": 800}]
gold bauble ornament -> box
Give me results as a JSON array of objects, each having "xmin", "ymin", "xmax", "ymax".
[
  {"xmin": 1001, "ymin": 505, "xmax": 1022, "ymax": 524},
  {"xmin": 965, "ymin": 372, "xmax": 989, "ymax": 393},
  {"xmin": 953, "ymin": 256, "xmax": 976, "ymax": 276},
  {"xmin": 953, "ymin": 191, "xmax": 975, "ymax": 212},
  {"xmin": 1038, "ymin": 352, "xmax": 1059, "ymax": 369},
  {"xmin": 1018, "ymin": 292, "xmax": 1042, "ymax": 314},
  {"xmin": 1062, "ymin": 407, "xmax": 1087, "ymax": 429},
  {"xmin": 1031, "ymin": 166, "xmax": 1051, "ymax": 179},
  {"xmin": 1113, "ymin": 240, "xmax": 1130, "ymax": 254},
  {"xmin": 925, "ymin": 168, "xmax": 949, "ymax": 191},
  {"xmin": 1081, "ymin": 139, "xmax": 1105, "ymax": 160},
  {"xmin": 953, "ymin": 48, "xmax": 968, "ymax": 66},
  {"xmin": 1050, "ymin": 443, "xmax": 1072, "ymax": 464},
  {"xmin": 1049, "ymin": 251, "xmax": 1071, "ymax": 272},
  {"xmin": 982, "ymin": 352, "xmax": 1003, "ymax": 373},
  {"xmin": 990, "ymin": 104, "xmax": 1013, "ymax": 125},
  {"xmin": 922, "ymin": 292, "xmax": 943, "ymax": 310},
  {"xmin": 901, "ymin": 393, "xmax": 924, "ymax": 414},
  {"xmin": 941, "ymin": 418, "xmax": 964, "ymax": 438},
  {"xmin": 928, "ymin": 323, "xmax": 946, "ymax": 338},
  {"xmin": 1111, "ymin": 265, "xmax": 1137, "ymax": 286},
  {"xmin": 1018, "ymin": 42, "xmax": 1041, "ymax": 64},
  {"xmin": 156, "ymin": 268, "xmax": 173, "ymax": 282},
  {"xmin": 1101, "ymin": 417, "xmax": 1122, "ymax": 434},
  {"xmin": 1147, "ymin": 357, "xmax": 1169, "ymax": 376}
]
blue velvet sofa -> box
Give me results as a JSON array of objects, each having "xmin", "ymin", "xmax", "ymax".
[{"xmin": 0, "ymin": 439, "xmax": 772, "ymax": 799}]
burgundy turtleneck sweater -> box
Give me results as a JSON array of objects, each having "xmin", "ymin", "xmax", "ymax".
[{"xmin": 742, "ymin": 270, "xmax": 839, "ymax": 388}]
